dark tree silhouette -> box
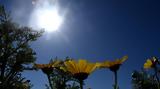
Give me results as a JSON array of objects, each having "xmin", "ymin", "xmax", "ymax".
[{"xmin": 0, "ymin": 5, "xmax": 43, "ymax": 89}]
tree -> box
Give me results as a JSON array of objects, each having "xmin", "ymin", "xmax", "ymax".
[{"xmin": 0, "ymin": 5, "xmax": 43, "ymax": 89}]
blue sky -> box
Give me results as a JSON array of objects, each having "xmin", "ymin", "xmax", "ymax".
[{"xmin": 1, "ymin": 0, "xmax": 160, "ymax": 89}]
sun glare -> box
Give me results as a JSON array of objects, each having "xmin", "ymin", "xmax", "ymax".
[
  {"xmin": 37, "ymin": 8, "xmax": 63, "ymax": 32},
  {"xmin": 29, "ymin": 0, "xmax": 65, "ymax": 33}
]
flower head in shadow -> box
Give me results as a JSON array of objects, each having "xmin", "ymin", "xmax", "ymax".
[
  {"xmin": 64, "ymin": 59, "xmax": 97, "ymax": 89},
  {"xmin": 98, "ymin": 56, "xmax": 128, "ymax": 72},
  {"xmin": 97, "ymin": 55, "xmax": 128, "ymax": 89},
  {"xmin": 34, "ymin": 59, "xmax": 62, "ymax": 75},
  {"xmin": 64, "ymin": 59, "xmax": 97, "ymax": 81}
]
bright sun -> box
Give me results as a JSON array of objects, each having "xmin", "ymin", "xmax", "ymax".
[
  {"xmin": 36, "ymin": 8, "xmax": 63, "ymax": 32},
  {"xmin": 29, "ymin": 0, "xmax": 64, "ymax": 33}
]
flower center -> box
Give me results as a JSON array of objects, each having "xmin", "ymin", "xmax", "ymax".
[
  {"xmin": 109, "ymin": 64, "xmax": 121, "ymax": 72},
  {"xmin": 73, "ymin": 72, "xmax": 89, "ymax": 81},
  {"xmin": 42, "ymin": 67, "xmax": 53, "ymax": 75}
]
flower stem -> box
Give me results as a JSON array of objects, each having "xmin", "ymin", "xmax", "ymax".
[
  {"xmin": 47, "ymin": 74, "xmax": 53, "ymax": 89},
  {"xmin": 114, "ymin": 71, "xmax": 118, "ymax": 89},
  {"xmin": 154, "ymin": 67, "xmax": 160, "ymax": 88},
  {"xmin": 80, "ymin": 80, "xmax": 83, "ymax": 89}
]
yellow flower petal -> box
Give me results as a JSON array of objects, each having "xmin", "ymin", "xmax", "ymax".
[
  {"xmin": 95, "ymin": 62, "xmax": 102, "ymax": 68},
  {"xmin": 143, "ymin": 59, "xmax": 153, "ymax": 69},
  {"xmin": 85, "ymin": 63, "xmax": 96, "ymax": 74},
  {"xmin": 121, "ymin": 56, "xmax": 128, "ymax": 63},
  {"xmin": 65, "ymin": 60, "xmax": 77, "ymax": 74},
  {"xmin": 101, "ymin": 61, "xmax": 110, "ymax": 68},
  {"xmin": 78, "ymin": 59, "xmax": 87, "ymax": 72},
  {"xmin": 98, "ymin": 56, "xmax": 128, "ymax": 71},
  {"xmin": 64, "ymin": 59, "xmax": 97, "ymax": 75}
]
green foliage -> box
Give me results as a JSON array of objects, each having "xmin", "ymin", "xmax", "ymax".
[
  {"xmin": 50, "ymin": 69, "xmax": 79, "ymax": 89},
  {"xmin": 0, "ymin": 5, "xmax": 43, "ymax": 89},
  {"xmin": 132, "ymin": 57, "xmax": 160, "ymax": 89},
  {"xmin": 3, "ymin": 73, "xmax": 33, "ymax": 89},
  {"xmin": 66, "ymin": 82, "xmax": 80, "ymax": 89},
  {"xmin": 131, "ymin": 70, "xmax": 159, "ymax": 89}
]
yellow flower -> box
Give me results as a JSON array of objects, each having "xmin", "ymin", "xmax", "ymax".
[
  {"xmin": 144, "ymin": 57, "xmax": 157, "ymax": 69},
  {"xmin": 34, "ymin": 60, "xmax": 62, "ymax": 75},
  {"xmin": 98, "ymin": 56, "xmax": 128, "ymax": 71},
  {"xmin": 64, "ymin": 59, "xmax": 97, "ymax": 81}
]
